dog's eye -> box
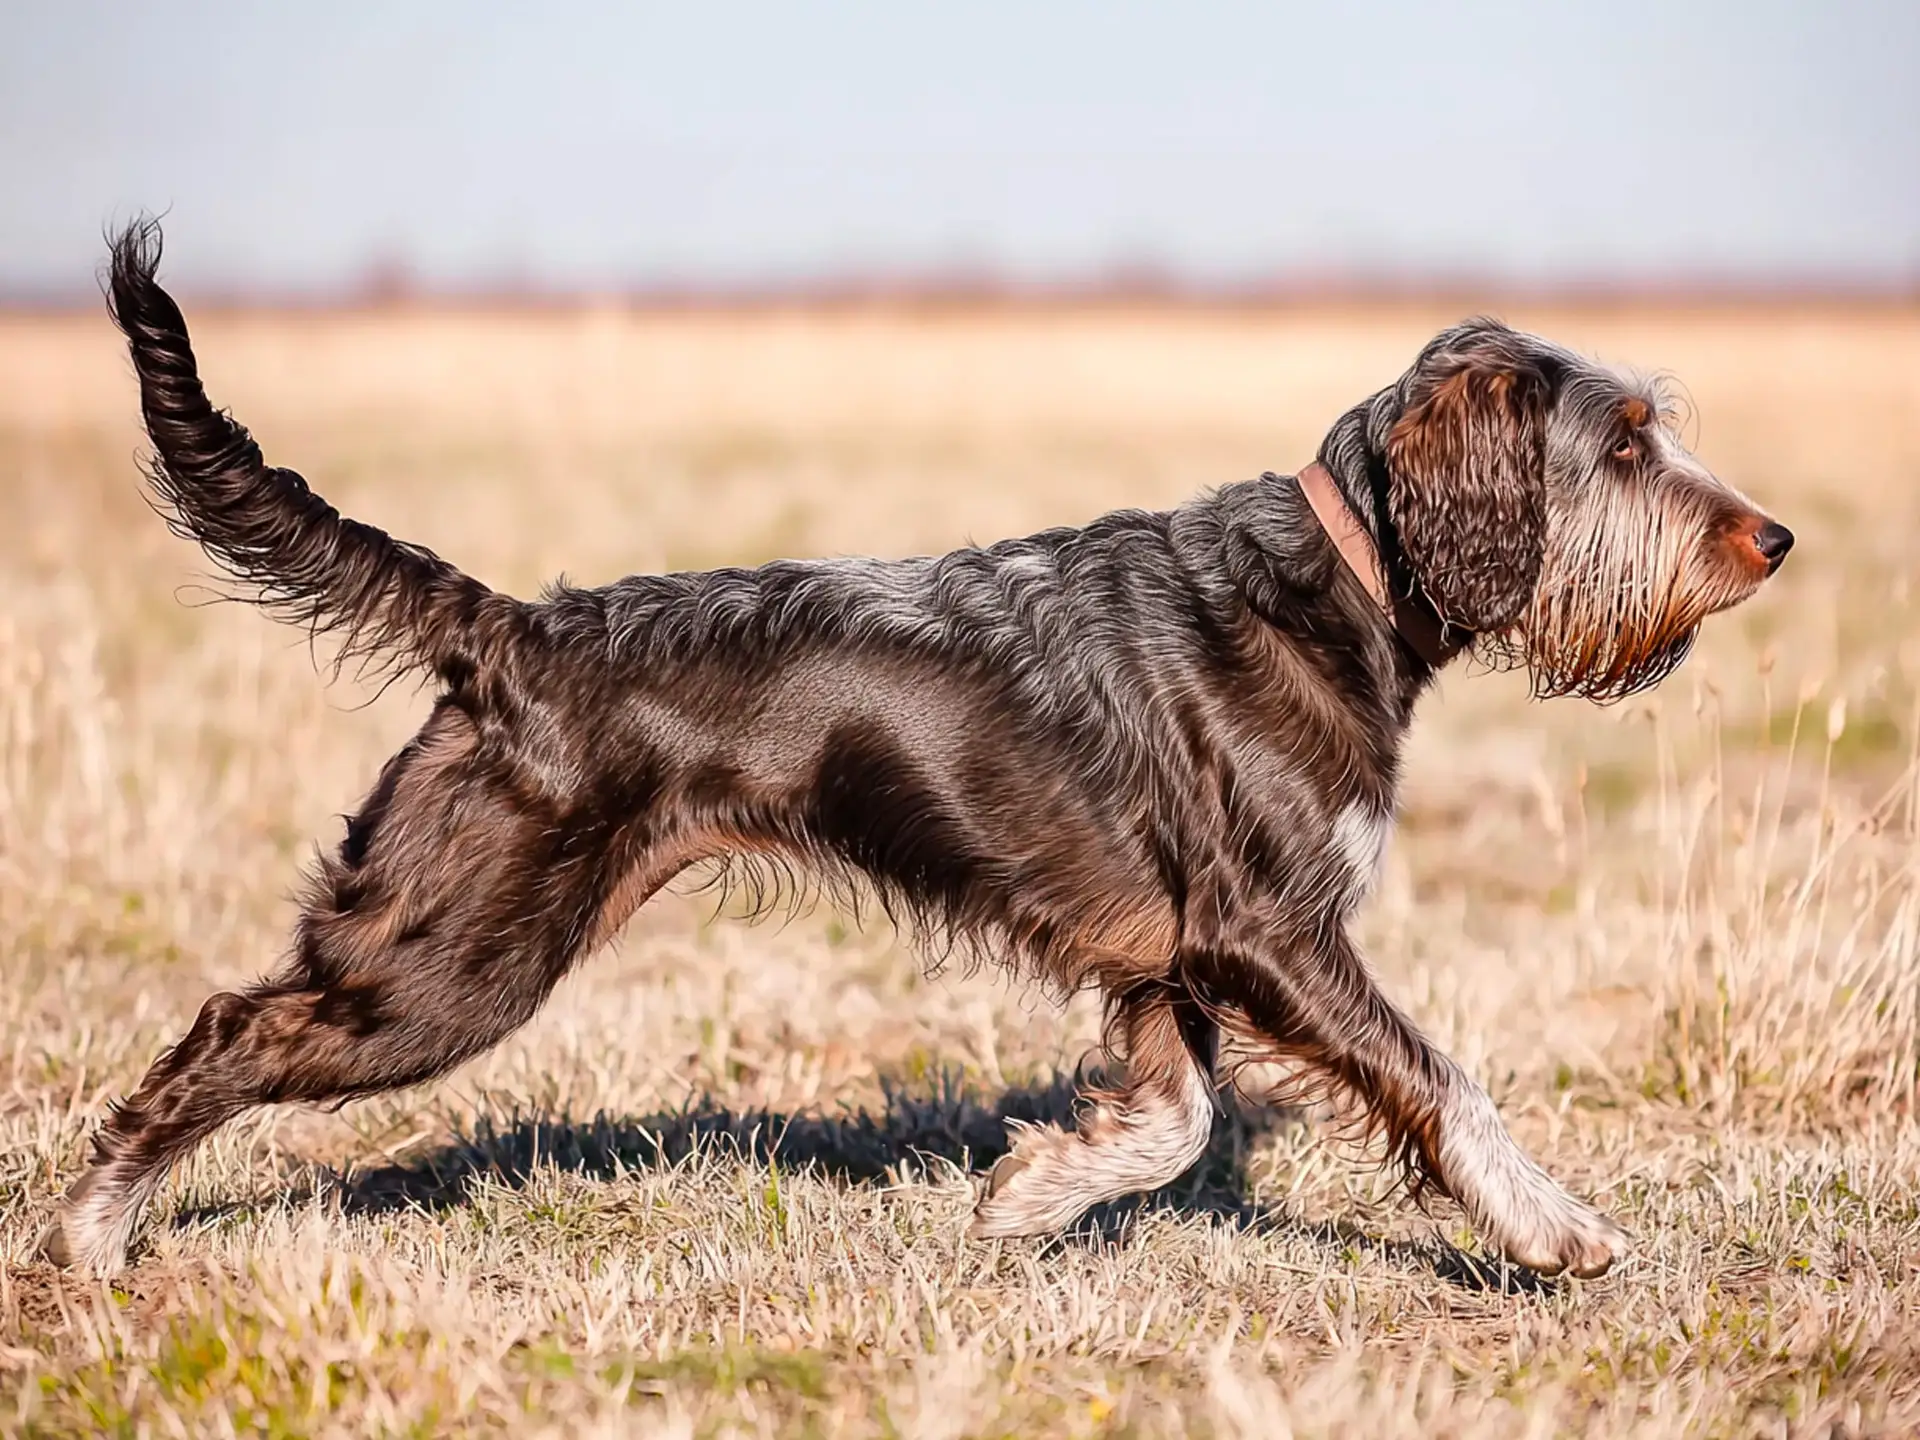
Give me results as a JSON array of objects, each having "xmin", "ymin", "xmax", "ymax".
[{"xmin": 1612, "ymin": 436, "xmax": 1638, "ymax": 462}]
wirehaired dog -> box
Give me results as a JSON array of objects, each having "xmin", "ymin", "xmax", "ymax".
[{"xmin": 45, "ymin": 220, "xmax": 1792, "ymax": 1277}]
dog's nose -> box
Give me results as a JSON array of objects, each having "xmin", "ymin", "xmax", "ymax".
[{"xmin": 1753, "ymin": 522, "xmax": 1794, "ymax": 570}]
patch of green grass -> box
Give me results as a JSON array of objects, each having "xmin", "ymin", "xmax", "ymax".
[
  {"xmin": 24, "ymin": 1312, "xmax": 371, "ymax": 1440},
  {"xmin": 614, "ymin": 1341, "xmax": 835, "ymax": 1401},
  {"xmin": 1579, "ymin": 759, "xmax": 1650, "ymax": 816},
  {"xmin": 1725, "ymin": 699, "xmax": 1908, "ymax": 771}
]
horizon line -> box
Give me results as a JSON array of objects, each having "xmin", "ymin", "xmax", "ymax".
[{"xmin": 5, "ymin": 264, "xmax": 1918, "ymax": 314}]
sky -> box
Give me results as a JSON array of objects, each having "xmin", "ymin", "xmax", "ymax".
[{"xmin": 3, "ymin": 0, "xmax": 1917, "ymax": 296}]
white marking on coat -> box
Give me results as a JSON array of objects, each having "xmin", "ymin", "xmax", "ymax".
[{"xmin": 1331, "ymin": 801, "xmax": 1392, "ymax": 904}]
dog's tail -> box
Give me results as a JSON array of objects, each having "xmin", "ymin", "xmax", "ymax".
[{"xmin": 106, "ymin": 217, "xmax": 517, "ymax": 682}]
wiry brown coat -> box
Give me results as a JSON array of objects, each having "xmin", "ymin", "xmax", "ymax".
[{"xmin": 45, "ymin": 219, "xmax": 1792, "ymax": 1279}]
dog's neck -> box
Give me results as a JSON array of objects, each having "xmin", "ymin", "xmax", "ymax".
[{"xmin": 1297, "ymin": 460, "xmax": 1468, "ymax": 669}]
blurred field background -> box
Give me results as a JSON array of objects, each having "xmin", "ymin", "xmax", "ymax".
[
  {"xmin": 2, "ymin": 297, "xmax": 1919, "ymax": 1437},
  {"xmin": 5, "ymin": 2, "xmax": 1920, "ymax": 1436}
]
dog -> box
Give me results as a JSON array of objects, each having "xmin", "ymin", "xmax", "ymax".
[{"xmin": 43, "ymin": 219, "xmax": 1792, "ymax": 1277}]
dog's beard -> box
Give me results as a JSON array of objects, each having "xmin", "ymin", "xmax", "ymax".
[{"xmin": 1475, "ymin": 477, "xmax": 1746, "ymax": 703}]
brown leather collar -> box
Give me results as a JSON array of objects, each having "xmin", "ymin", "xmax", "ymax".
[{"xmin": 1297, "ymin": 460, "xmax": 1468, "ymax": 667}]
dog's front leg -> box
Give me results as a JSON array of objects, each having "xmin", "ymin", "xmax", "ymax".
[
  {"xmin": 1421, "ymin": 1053, "xmax": 1629, "ymax": 1277},
  {"xmin": 1189, "ymin": 921, "xmax": 1627, "ymax": 1278}
]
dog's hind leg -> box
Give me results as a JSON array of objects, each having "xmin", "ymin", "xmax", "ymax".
[
  {"xmin": 41, "ymin": 970, "xmax": 563, "ymax": 1274},
  {"xmin": 43, "ymin": 707, "xmax": 649, "ymax": 1273},
  {"xmin": 969, "ymin": 981, "xmax": 1218, "ymax": 1238}
]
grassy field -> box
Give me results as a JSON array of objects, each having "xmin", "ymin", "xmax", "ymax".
[{"xmin": 2, "ymin": 298, "xmax": 1918, "ymax": 1437}]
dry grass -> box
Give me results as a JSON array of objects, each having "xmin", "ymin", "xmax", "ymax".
[{"xmin": 2, "ymin": 300, "xmax": 1919, "ymax": 1437}]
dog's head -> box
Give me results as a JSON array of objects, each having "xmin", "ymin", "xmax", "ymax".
[{"xmin": 1321, "ymin": 318, "xmax": 1790, "ymax": 701}]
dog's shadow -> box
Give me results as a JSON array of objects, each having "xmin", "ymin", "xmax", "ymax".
[{"xmin": 196, "ymin": 1070, "xmax": 1554, "ymax": 1295}]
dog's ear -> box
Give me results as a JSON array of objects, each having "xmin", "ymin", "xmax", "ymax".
[{"xmin": 1384, "ymin": 354, "xmax": 1550, "ymax": 635}]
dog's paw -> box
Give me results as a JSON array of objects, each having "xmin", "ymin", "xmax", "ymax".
[
  {"xmin": 38, "ymin": 1217, "xmax": 79, "ymax": 1269},
  {"xmin": 1486, "ymin": 1192, "xmax": 1631, "ymax": 1278},
  {"xmin": 1436, "ymin": 1079, "xmax": 1630, "ymax": 1279},
  {"xmin": 967, "ymin": 1124, "xmax": 1087, "ymax": 1239},
  {"xmin": 39, "ymin": 1168, "xmax": 137, "ymax": 1275}
]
